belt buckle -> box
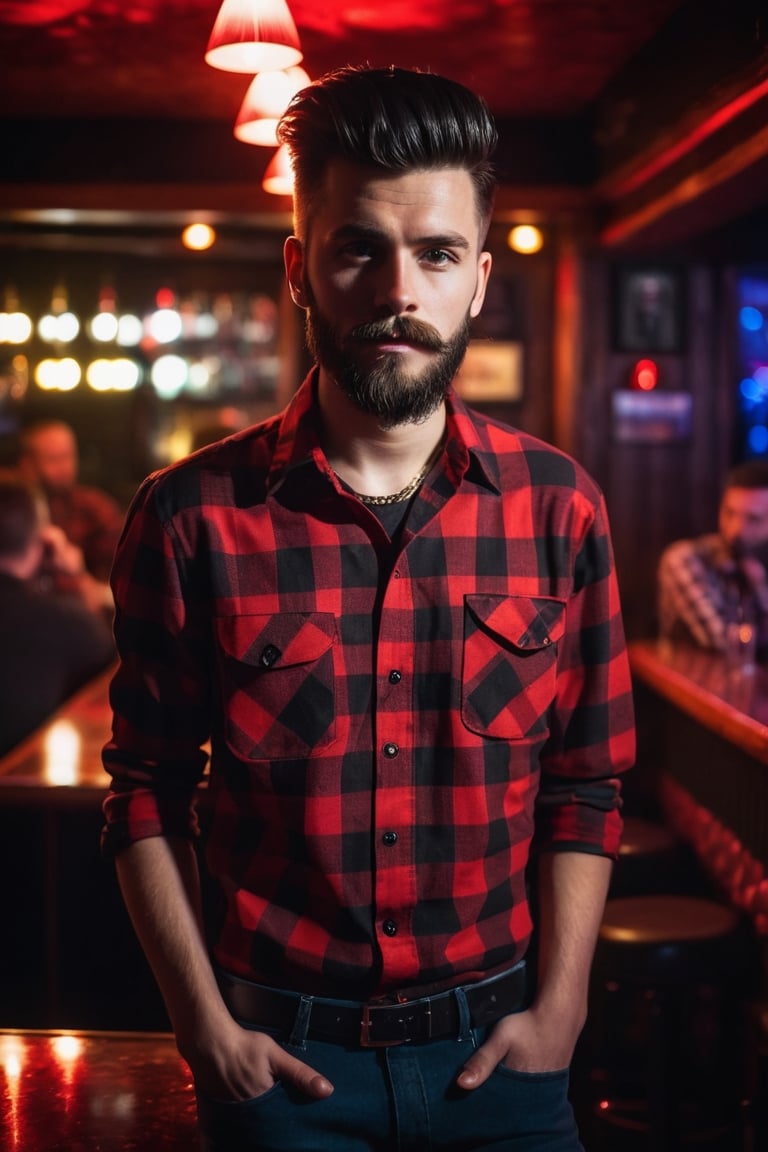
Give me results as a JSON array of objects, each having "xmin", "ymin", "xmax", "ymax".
[{"xmin": 359, "ymin": 1002, "xmax": 411, "ymax": 1048}]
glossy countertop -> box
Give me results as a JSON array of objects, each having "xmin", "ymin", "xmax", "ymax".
[
  {"xmin": 628, "ymin": 639, "xmax": 768, "ymax": 765},
  {"xmin": 0, "ymin": 1030, "xmax": 197, "ymax": 1151},
  {"xmin": 0, "ymin": 666, "xmax": 209, "ymax": 804},
  {"xmin": 0, "ymin": 666, "xmax": 116, "ymax": 796}
]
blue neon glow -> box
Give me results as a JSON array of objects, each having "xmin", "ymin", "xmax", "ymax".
[
  {"xmin": 740, "ymin": 377, "xmax": 762, "ymax": 403},
  {"xmin": 740, "ymin": 306, "xmax": 764, "ymax": 332},
  {"xmin": 748, "ymin": 424, "xmax": 768, "ymax": 453}
]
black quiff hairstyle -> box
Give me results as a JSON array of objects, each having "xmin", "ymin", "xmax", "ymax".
[{"xmin": 277, "ymin": 65, "xmax": 498, "ymax": 242}]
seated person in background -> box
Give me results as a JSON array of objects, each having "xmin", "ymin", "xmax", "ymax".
[
  {"xmin": 17, "ymin": 419, "xmax": 124, "ymax": 610},
  {"xmin": 657, "ymin": 460, "xmax": 768, "ymax": 653},
  {"xmin": 0, "ymin": 470, "xmax": 115, "ymax": 757}
]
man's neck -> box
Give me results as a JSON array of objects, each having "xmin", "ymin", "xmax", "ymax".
[{"xmin": 317, "ymin": 371, "xmax": 447, "ymax": 499}]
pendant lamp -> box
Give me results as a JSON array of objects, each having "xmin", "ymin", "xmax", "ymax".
[
  {"xmin": 262, "ymin": 144, "xmax": 294, "ymax": 196},
  {"xmin": 234, "ymin": 66, "xmax": 310, "ymax": 145},
  {"xmin": 205, "ymin": 0, "xmax": 302, "ymax": 73}
]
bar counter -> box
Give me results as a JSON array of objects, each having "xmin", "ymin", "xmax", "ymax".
[
  {"xmin": 628, "ymin": 639, "xmax": 768, "ymax": 764},
  {"xmin": 0, "ymin": 665, "xmax": 117, "ymax": 801},
  {"xmin": 0, "ymin": 1029, "xmax": 196, "ymax": 1151},
  {"xmin": 628, "ymin": 639, "xmax": 768, "ymax": 935},
  {"xmin": 0, "ymin": 667, "xmax": 172, "ymax": 1030}
]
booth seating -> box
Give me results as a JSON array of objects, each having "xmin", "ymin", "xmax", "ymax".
[{"xmin": 583, "ymin": 894, "xmax": 750, "ymax": 1152}]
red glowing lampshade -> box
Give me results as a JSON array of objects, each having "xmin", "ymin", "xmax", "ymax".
[
  {"xmin": 262, "ymin": 144, "xmax": 294, "ymax": 196},
  {"xmin": 205, "ymin": 0, "xmax": 302, "ymax": 73},
  {"xmin": 234, "ymin": 66, "xmax": 310, "ymax": 145}
]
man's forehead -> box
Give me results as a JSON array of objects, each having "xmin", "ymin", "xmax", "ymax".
[
  {"xmin": 36, "ymin": 430, "xmax": 74, "ymax": 450},
  {"xmin": 317, "ymin": 161, "xmax": 479, "ymax": 218},
  {"xmin": 723, "ymin": 486, "xmax": 768, "ymax": 510}
]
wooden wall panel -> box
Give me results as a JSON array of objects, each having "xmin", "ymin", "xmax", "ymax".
[{"xmin": 574, "ymin": 258, "xmax": 732, "ymax": 641}]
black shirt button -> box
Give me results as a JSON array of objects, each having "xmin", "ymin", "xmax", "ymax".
[
  {"xmin": 388, "ymin": 669, "xmax": 402, "ymax": 684},
  {"xmin": 382, "ymin": 831, "xmax": 398, "ymax": 846},
  {"xmin": 259, "ymin": 644, "xmax": 281, "ymax": 667},
  {"xmin": 382, "ymin": 742, "xmax": 399, "ymax": 758},
  {"xmin": 382, "ymin": 919, "xmax": 398, "ymax": 937}
]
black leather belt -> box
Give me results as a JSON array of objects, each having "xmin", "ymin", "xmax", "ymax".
[{"xmin": 218, "ymin": 963, "xmax": 527, "ymax": 1047}]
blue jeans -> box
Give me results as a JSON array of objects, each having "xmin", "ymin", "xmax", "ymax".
[{"xmin": 197, "ymin": 1027, "xmax": 584, "ymax": 1151}]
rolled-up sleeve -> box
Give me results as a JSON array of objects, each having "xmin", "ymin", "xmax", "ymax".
[
  {"xmin": 534, "ymin": 493, "xmax": 635, "ymax": 859},
  {"xmin": 101, "ymin": 475, "xmax": 210, "ymax": 859}
]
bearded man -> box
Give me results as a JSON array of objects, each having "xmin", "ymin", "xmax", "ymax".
[{"xmin": 102, "ymin": 65, "xmax": 634, "ymax": 1152}]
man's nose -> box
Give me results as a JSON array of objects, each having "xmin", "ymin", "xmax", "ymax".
[{"xmin": 373, "ymin": 252, "xmax": 417, "ymax": 314}]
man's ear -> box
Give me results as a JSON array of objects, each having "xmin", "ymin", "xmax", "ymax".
[
  {"xmin": 284, "ymin": 236, "xmax": 309, "ymax": 309},
  {"xmin": 469, "ymin": 250, "xmax": 493, "ymax": 319}
]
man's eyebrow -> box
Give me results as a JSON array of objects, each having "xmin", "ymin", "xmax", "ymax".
[{"xmin": 331, "ymin": 223, "xmax": 471, "ymax": 250}]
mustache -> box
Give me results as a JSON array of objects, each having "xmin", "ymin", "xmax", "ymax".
[{"xmin": 346, "ymin": 317, "xmax": 445, "ymax": 351}]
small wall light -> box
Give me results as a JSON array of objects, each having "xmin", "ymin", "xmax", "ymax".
[
  {"xmin": 182, "ymin": 223, "xmax": 216, "ymax": 251},
  {"xmin": 507, "ymin": 225, "xmax": 544, "ymax": 254}
]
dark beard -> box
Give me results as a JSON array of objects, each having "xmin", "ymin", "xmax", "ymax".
[{"xmin": 305, "ymin": 308, "xmax": 472, "ymax": 427}]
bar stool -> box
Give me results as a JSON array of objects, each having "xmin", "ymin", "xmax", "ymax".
[
  {"xmin": 584, "ymin": 894, "xmax": 750, "ymax": 1152},
  {"xmin": 609, "ymin": 816, "xmax": 702, "ymax": 898}
]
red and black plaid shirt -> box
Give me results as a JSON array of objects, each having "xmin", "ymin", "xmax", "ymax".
[
  {"xmin": 102, "ymin": 372, "xmax": 635, "ymax": 999},
  {"xmin": 47, "ymin": 485, "xmax": 125, "ymax": 581}
]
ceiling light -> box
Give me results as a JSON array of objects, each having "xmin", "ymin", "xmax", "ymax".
[
  {"xmin": 205, "ymin": 0, "xmax": 302, "ymax": 73},
  {"xmin": 234, "ymin": 66, "xmax": 310, "ymax": 146},
  {"xmin": 262, "ymin": 144, "xmax": 293, "ymax": 195}
]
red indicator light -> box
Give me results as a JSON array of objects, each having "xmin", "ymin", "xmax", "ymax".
[
  {"xmin": 631, "ymin": 358, "xmax": 658, "ymax": 391},
  {"xmin": 155, "ymin": 286, "xmax": 176, "ymax": 309}
]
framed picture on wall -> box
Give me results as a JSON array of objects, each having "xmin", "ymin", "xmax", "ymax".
[
  {"xmin": 611, "ymin": 264, "xmax": 686, "ymax": 353},
  {"xmin": 459, "ymin": 272, "xmax": 525, "ymax": 402},
  {"xmin": 455, "ymin": 340, "xmax": 524, "ymax": 402}
]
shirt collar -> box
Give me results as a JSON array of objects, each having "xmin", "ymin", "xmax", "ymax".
[
  {"xmin": 266, "ymin": 369, "xmax": 503, "ymax": 497},
  {"xmin": 444, "ymin": 387, "xmax": 502, "ymax": 495},
  {"xmin": 266, "ymin": 369, "xmax": 325, "ymax": 494}
]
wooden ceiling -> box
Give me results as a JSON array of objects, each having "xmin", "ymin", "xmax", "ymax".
[
  {"xmin": 0, "ymin": 0, "xmax": 686, "ymax": 121},
  {"xmin": 1, "ymin": 0, "xmax": 768, "ymax": 251}
]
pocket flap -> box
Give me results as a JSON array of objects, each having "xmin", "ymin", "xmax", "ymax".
[
  {"xmin": 465, "ymin": 595, "xmax": 566, "ymax": 651},
  {"xmin": 217, "ymin": 612, "xmax": 337, "ymax": 668}
]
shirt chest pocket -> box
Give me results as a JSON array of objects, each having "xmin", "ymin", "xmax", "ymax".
[
  {"xmin": 462, "ymin": 594, "xmax": 566, "ymax": 741},
  {"xmin": 215, "ymin": 612, "xmax": 337, "ymax": 760}
]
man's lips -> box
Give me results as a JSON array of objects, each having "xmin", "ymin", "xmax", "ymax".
[
  {"xmin": 367, "ymin": 338, "xmax": 421, "ymax": 351},
  {"xmin": 352, "ymin": 333, "xmax": 435, "ymax": 353},
  {"xmin": 347, "ymin": 320, "xmax": 445, "ymax": 353}
]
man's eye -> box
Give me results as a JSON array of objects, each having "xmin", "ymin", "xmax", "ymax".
[
  {"xmin": 341, "ymin": 241, "xmax": 374, "ymax": 260},
  {"xmin": 422, "ymin": 249, "xmax": 454, "ymax": 265}
]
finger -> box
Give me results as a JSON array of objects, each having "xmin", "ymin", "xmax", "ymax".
[
  {"xmin": 273, "ymin": 1048, "xmax": 334, "ymax": 1099},
  {"xmin": 456, "ymin": 1038, "xmax": 502, "ymax": 1091}
]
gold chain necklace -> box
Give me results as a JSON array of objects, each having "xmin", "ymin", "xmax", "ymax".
[
  {"xmin": 343, "ymin": 442, "xmax": 443, "ymax": 506},
  {"xmin": 352, "ymin": 464, "xmax": 430, "ymax": 506}
]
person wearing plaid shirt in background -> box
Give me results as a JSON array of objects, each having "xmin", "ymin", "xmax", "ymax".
[
  {"xmin": 101, "ymin": 66, "xmax": 635, "ymax": 1152},
  {"xmin": 17, "ymin": 419, "xmax": 123, "ymax": 614},
  {"xmin": 658, "ymin": 460, "xmax": 768, "ymax": 657}
]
